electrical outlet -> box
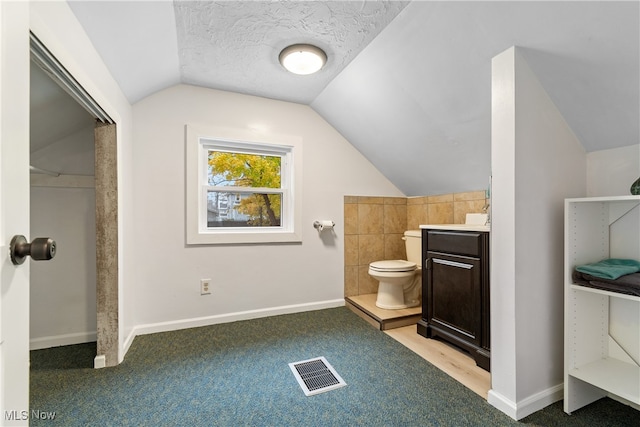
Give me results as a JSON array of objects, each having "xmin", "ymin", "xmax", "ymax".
[{"xmin": 200, "ymin": 279, "xmax": 211, "ymax": 295}]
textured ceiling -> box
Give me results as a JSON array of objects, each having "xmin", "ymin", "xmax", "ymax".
[
  {"xmin": 60, "ymin": 1, "xmax": 639, "ymax": 196},
  {"xmin": 69, "ymin": 0, "xmax": 408, "ymax": 104},
  {"xmin": 174, "ymin": 1, "xmax": 409, "ymax": 103}
]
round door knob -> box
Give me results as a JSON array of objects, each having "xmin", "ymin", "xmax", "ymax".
[
  {"xmin": 30, "ymin": 237, "xmax": 56, "ymax": 261},
  {"xmin": 9, "ymin": 235, "xmax": 57, "ymax": 265}
]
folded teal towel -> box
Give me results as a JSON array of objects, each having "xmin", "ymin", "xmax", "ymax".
[{"xmin": 576, "ymin": 259, "xmax": 640, "ymax": 280}]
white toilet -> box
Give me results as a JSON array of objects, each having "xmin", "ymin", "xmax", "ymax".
[{"xmin": 368, "ymin": 230, "xmax": 422, "ymax": 310}]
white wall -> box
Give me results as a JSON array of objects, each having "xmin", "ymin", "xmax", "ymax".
[
  {"xmin": 30, "ymin": 185, "xmax": 96, "ymax": 348},
  {"xmin": 30, "ymin": 125, "xmax": 95, "ymax": 176},
  {"xmin": 30, "ymin": 124, "xmax": 96, "ymax": 349},
  {"xmin": 30, "ymin": 1, "xmax": 134, "ymax": 363},
  {"xmin": 490, "ymin": 47, "xmax": 587, "ymax": 420},
  {"xmin": 131, "ymin": 84, "xmax": 403, "ymax": 334},
  {"xmin": 587, "ymin": 144, "xmax": 640, "ymax": 197}
]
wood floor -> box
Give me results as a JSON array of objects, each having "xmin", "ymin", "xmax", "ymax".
[{"xmin": 346, "ymin": 294, "xmax": 491, "ymax": 399}]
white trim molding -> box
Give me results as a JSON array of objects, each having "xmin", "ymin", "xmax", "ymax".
[
  {"xmin": 30, "ymin": 331, "xmax": 97, "ymax": 351},
  {"xmin": 488, "ymin": 384, "xmax": 564, "ymax": 420},
  {"xmin": 123, "ymin": 299, "xmax": 345, "ymax": 355}
]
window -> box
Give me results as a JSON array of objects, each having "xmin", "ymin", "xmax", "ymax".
[
  {"xmin": 206, "ymin": 150, "xmax": 282, "ymax": 228},
  {"xmin": 186, "ymin": 125, "xmax": 302, "ymax": 244}
]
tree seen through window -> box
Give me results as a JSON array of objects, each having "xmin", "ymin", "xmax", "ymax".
[{"xmin": 207, "ymin": 151, "xmax": 282, "ymax": 227}]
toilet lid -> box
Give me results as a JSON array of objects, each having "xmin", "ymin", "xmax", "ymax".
[{"xmin": 369, "ymin": 260, "xmax": 417, "ymax": 272}]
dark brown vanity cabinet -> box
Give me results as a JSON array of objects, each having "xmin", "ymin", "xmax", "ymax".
[{"xmin": 417, "ymin": 229, "xmax": 490, "ymax": 371}]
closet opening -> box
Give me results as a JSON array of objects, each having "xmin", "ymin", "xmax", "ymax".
[{"xmin": 29, "ymin": 32, "xmax": 119, "ymax": 368}]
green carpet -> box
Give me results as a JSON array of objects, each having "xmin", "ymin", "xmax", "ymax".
[{"xmin": 30, "ymin": 307, "xmax": 637, "ymax": 426}]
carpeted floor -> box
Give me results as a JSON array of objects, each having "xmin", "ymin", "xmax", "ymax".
[{"xmin": 30, "ymin": 307, "xmax": 637, "ymax": 426}]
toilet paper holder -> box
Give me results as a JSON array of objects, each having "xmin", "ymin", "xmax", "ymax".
[{"xmin": 313, "ymin": 220, "xmax": 335, "ymax": 232}]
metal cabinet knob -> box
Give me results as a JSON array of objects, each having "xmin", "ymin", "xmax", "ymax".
[{"xmin": 9, "ymin": 235, "xmax": 56, "ymax": 265}]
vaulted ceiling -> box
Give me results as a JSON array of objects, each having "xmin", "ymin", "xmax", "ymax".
[{"xmin": 61, "ymin": 1, "xmax": 638, "ymax": 196}]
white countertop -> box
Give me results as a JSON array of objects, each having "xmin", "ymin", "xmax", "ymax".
[{"xmin": 419, "ymin": 224, "xmax": 490, "ymax": 232}]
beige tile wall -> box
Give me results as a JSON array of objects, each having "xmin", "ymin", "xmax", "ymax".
[
  {"xmin": 344, "ymin": 190, "xmax": 487, "ymax": 297},
  {"xmin": 407, "ymin": 190, "xmax": 487, "ymax": 229}
]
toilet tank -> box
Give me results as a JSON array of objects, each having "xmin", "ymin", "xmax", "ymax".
[{"xmin": 403, "ymin": 230, "xmax": 422, "ymax": 264}]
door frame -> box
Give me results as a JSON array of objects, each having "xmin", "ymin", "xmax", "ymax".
[{"xmin": 30, "ymin": 33, "xmax": 120, "ymax": 368}]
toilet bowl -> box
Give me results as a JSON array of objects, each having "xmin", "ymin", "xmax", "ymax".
[
  {"xmin": 369, "ymin": 260, "xmax": 420, "ymax": 309},
  {"xmin": 369, "ymin": 230, "xmax": 422, "ymax": 310}
]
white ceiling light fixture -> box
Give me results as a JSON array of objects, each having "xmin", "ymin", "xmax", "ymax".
[{"xmin": 279, "ymin": 44, "xmax": 327, "ymax": 75}]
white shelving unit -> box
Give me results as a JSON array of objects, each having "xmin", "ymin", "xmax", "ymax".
[{"xmin": 564, "ymin": 195, "xmax": 640, "ymax": 414}]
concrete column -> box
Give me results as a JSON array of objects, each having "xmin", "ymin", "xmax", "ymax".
[{"xmin": 95, "ymin": 121, "xmax": 119, "ymax": 367}]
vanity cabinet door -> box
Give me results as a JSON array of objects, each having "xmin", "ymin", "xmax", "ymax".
[
  {"xmin": 418, "ymin": 228, "xmax": 490, "ymax": 371},
  {"xmin": 426, "ymin": 251, "xmax": 482, "ymax": 347}
]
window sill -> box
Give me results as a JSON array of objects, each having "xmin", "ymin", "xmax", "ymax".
[{"xmin": 186, "ymin": 230, "xmax": 302, "ymax": 245}]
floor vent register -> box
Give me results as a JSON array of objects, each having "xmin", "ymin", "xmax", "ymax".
[{"xmin": 288, "ymin": 356, "xmax": 347, "ymax": 396}]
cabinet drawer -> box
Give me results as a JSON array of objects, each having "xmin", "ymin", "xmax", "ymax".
[{"xmin": 426, "ymin": 230, "xmax": 483, "ymax": 257}]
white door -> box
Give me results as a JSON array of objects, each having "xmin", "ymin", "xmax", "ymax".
[{"xmin": 0, "ymin": 2, "xmax": 31, "ymax": 425}]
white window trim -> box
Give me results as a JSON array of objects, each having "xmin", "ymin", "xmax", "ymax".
[{"xmin": 186, "ymin": 124, "xmax": 302, "ymax": 244}]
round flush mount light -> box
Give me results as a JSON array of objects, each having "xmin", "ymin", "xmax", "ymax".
[{"xmin": 279, "ymin": 44, "xmax": 327, "ymax": 75}]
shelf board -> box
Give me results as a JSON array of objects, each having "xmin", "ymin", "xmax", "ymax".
[
  {"xmin": 570, "ymin": 284, "xmax": 640, "ymax": 302},
  {"xmin": 569, "ymin": 357, "xmax": 640, "ymax": 404},
  {"xmin": 566, "ymin": 195, "xmax": 640, "ymax": 203}
]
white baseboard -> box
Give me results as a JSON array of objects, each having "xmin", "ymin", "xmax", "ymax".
[
  {"xmin": 121, "ymin": 327, "xmax": 136, "ymax": 364},
  {"xmin": 125, "ymin": 299, "xmax": 346, "ymax": 352},
  {"xmin": 488, "ymin": 383, "xmax": 563, "ymax": 420},
  {"xmin": 30, "ymin": 331, "xmax": 96, "ymax": 350},
  {"xmin": 94, "ymin": 355, "xmax": 106, "ymax": 369},
  {"xmin": 487, "ymin": 389, "xmax": 518, "ymax": 419},
  {"xmin": 516, "ymin": 383, "xmax": 563, "ymax": 419}
]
